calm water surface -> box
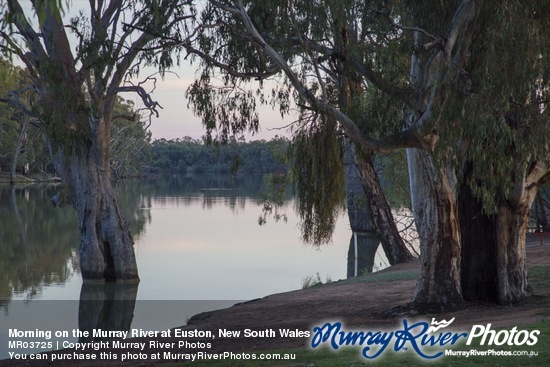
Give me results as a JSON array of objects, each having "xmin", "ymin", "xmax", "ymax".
[{"xmin": 0, "ymin": 174, "xmax": 387, "ymax": 358}]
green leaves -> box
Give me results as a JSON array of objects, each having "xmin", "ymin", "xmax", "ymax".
[
  {"xmin": 437, "ymin": 0, "xmax": 550, "ymax": 213},
  {"xmin": 291, "ymin": 120, "xmax": 345, "ymax": 245},
  {"xmin": 186, "ymin": 74, "xmax": 260, "ymax": 144}
]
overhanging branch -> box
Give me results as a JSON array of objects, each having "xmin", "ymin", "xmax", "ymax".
[{"xmin": 208, "ymin": 0, "xmax": 427, "ymax": 154}]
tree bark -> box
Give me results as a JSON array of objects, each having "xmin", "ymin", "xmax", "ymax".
[
  {"xmin": 53, "ymin": 116, "xmax": 139, "ymax": 282},
  {"xmin": 460, "ymin": 162, "xmax": 548, "ymax": 305},
  {"xmin": 355, "ymin": 152, "xmax": 415, "ymax": 265},
  {"xmin": 343, "ymin": 140, "xmax": 391, "ymax": 276},
  {"xmin": 494, "ymin": 198, "xmax": 532, "ymax": 304},
  {"xmin": 407, "ymin": 148, "xmax": 463, "ymax": 312}
]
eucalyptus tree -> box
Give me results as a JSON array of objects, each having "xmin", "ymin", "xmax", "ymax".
[
  {"xmin": 448, "ymin": 2, "xmax": 549, "ymax": 304},
  {"xmin": 0, "ymin": 1, "xmax": 194, "ymax": 281},
  {"xmin": 182, "ymin": 0, "xmax": 550, "ymax": 312},
  {"xmin": 182, "ymin": 0, "xmax": 474, "ymax": 301},
  {"xmin": 185, "ymin": 0, "xmax": 414, "ymax": 264}
]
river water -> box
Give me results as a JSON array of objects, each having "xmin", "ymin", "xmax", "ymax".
[{"xmin": 0, "ymin": 174, "xmax": 389, "ymax": 358}]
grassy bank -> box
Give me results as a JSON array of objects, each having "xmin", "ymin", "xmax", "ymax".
[{"xmin": 180, "ymin": 265, "xmax": 550, "ymax": 367}]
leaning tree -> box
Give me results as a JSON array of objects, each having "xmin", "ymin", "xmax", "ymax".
[
  {"xmin": 184, "ymin": 0, "xmax": 549, "ymax": 311},
  {"xmin": 0, "ymin": 0, "xmax": 194, "ymax": 281},
  {"xmin": 182, "ymin": 0, "xmax": 475, "ymax": 300},
  {"xmin": 184, "ymin": 0, "xmax": 415, "ymax": 264}
]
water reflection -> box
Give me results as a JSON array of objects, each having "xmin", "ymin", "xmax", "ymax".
[
  {"xmin": 0, "ymin": 174, "xmax": 272, "ymax": 304},
  {"xmin": 146, "ymin": 173, "xmax": 269, "ymax": 211},
  {"xmin": 0, "ymin": 184, "xmax": 78, "ymax": 302},
  {"xmin": 78, "ymin": 283, "xmax": 138, "ymax": 342},
  {"xmin": 1, "ymin": 173, "xmax": 352, "ymax": 359}
]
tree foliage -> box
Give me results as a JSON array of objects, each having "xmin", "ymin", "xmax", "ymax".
[
  {"xmin": 0, "ymin": 59, "xmax": 153, "ymax": 179},
  {"xmin": 441, "ymin": 1, "xmax": 550, "ymax": 213}
]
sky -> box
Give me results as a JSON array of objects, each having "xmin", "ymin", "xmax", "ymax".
[
  {"xmin": 131, "ymin": 67, "xmax": 292, "ymax": 141},
  {"xmin": 15, "ymin": 0, "xmax": 293, "ymax": 142}
]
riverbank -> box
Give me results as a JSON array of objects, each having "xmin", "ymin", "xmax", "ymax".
[
  {"xmin": 0, "ymin": 172, "xmax": 60, "ymax": 185},
  {"xmin": 1, "ymin": 238, "xmax": 548, "ymax": 366}
]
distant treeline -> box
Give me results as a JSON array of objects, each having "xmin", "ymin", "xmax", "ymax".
[{"xmin": 151, "ymin": 136, "xmax": 289, "ymax": 174}]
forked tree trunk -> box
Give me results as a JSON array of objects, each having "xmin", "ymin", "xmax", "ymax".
[
  {"xmin": 460, "ymin": 193, "xmax": 531, "ymax": 305},
  {"xmin": 460, "ymin": 191, "xmax": 533, "ymax": 305},
  {"xmin": 355, "ymin": 152, "xmax": 415, "ymax": 265},
  {"xmin": 461, "ymin": 164, "xmax": 547, "ymax": 305},
  {"xmin": 53, "ymin": 117, "xmax": 139, "ymax": 282},
  {"xmin": 407, "ymin": 148, "xmax": 463, "ymax": 312}
]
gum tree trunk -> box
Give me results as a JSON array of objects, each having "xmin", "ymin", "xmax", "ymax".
[
  {"xmin": 347, "ymin": 233, "xmax": 380, "ymax": 277},
  {"xmin": 460, "ymin": 163, "xmax": 548, "ymax": 304},
  {"xmin": 355, "ymin": 152, "xmax": 415, "ymax": 265},
  {"xmin": 493, "ymin": 164, "xmax": 548, "ymax": 303},
  {"xmin": 407, "ymin": 148, "xmax": 463, "ymax": 312},
  {"xmin": 494, "ymin": 200, "xmax": 531, "ymax": 304},
  {"xmin": 9, "ymin": 115, "xmax": 30, "ymax": 184},
  {"xmin": 343, "ymin": 140, "xmax": 382, "ymax": 277},
  {"xmin": 54, "ymin": 115, "xmax": 138, "ymax": 282}
]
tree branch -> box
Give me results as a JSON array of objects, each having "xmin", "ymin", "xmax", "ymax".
[
  {"xmin": 209, "ymin": 0, "xmax": 426, "ymax": 154},
  {"xmin": 110, "ymin": 75, "xmax": 163, "ymax": 128}
]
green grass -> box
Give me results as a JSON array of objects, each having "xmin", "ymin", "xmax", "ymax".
[
  {"xmin": 176, "ymin": 321, "xmax": 549, "ymax": 366},
  {"xmin": 529, "ymin": 266, "xmax": 550, "ymax": 289},
  {"xmin": 358, "ymin": 269, "xmax": 418, "ymax": 283}
]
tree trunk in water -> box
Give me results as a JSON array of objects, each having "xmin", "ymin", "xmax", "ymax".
[
  {"xmin": 355, "ymin": 152, "xmax": 414, "ymax": 265},
  {"xmin": 347, "ymin": 232, "xmax": 381, "ymax": 277},
  {"xmin": 54, "ymin": 138, "xmax": 139, "ymax": 282},
  {"xmin": 75, "ymin": 154, "xmax": 138, "ymax": 282},
  {"xmin": 343, "ymin": 140, "xmax": 383, "ymax": 277},
  {"xmin": 343, "ymin": 139, "xmax": 376, "ymax": 233},
  {"xmin": 459, "ymin": 164, "xmax": 498, "ymax": 302},
  {"xmin": 407, "ymin": 148, "xmax": 463, "ymax": 312}
]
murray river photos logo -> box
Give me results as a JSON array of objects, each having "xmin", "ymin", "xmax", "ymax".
[{"xmin": 310, "ymin": 318, "xmax": 540, "ymax": 360}]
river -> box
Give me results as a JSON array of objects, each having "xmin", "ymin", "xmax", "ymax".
[{"xmin": 0, "ymin": 173, "xmax": 390, "ymax": 358}]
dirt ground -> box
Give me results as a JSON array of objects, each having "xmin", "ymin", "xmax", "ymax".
[{"xmin": 2, "ymin": 236, "xmax": 549, "ymax": 367}]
